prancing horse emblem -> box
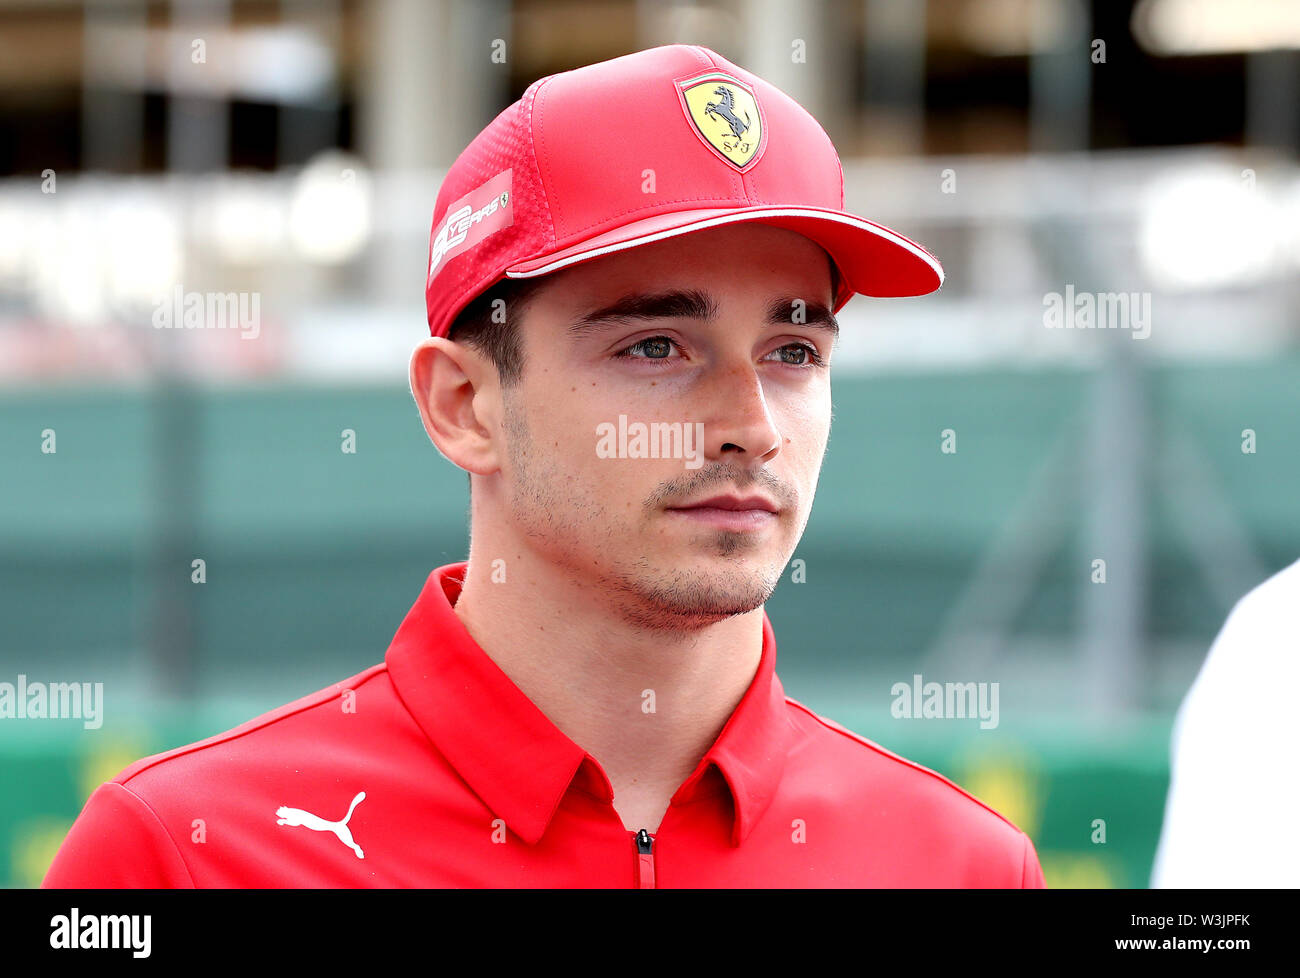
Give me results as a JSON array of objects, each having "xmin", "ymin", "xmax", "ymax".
[
  {"xmin": 705, "ymin": 86, "xmax": 750, "ymax": 143},
  {"xmin": 677, "ymin": 73, "xmax": 765, "ymax": 170}
]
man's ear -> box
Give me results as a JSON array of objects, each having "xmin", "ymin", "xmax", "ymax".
[{"xmin": 408, "ymin": 337, "xmax": 504, "ymax": 476}]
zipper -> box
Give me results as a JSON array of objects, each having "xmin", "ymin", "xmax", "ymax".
[{"xmin": 633, "ymin": 828, "xmax": 656, "ymax": 888}]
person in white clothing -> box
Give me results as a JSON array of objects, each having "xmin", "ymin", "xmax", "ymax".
[{"xmin": 1151, "ymin": 558, "xmax": 1300, "ymax": 887}]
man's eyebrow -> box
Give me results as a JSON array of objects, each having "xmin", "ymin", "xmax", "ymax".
[
  {"xmin": 568, "ymin": 289, "xmax": 716, "ymax": 335},
  {"xmin": 568, "ymin": 288, "xmax": 839, "ymax": 338},
  {"xmin": 763, "ymin": 295, "xmax": 839, "ymax": 338}
]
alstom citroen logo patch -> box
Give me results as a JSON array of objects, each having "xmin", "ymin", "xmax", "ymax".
[{"xmin": 676, "ymin": 72, "xmax": 766, "ymax": 171}]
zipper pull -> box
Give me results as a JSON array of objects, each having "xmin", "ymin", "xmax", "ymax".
[{"xmin": 635, "ymin": 829, "xmax": 656, "ymax": 888}]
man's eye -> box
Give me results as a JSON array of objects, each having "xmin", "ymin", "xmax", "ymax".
[
  {"xmin": 767, "ymin": 343, "xmax": 825, "ymax": 367},
  {"xmin": 617, "ymin": 336, "xmax": 677, "ymax": 360},
  {"xmin": 613, "ymin": 338, "xmax": 824, "ymax": 366}
]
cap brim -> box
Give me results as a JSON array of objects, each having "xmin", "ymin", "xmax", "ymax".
[{"xmin": 504, "ymin": 205, "xmax": 943, "ymax": 305}]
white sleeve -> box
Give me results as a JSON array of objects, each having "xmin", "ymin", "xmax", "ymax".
[{"xmin": 1150, "ymin": 559, "xmax": 1300, "ymax": 888}]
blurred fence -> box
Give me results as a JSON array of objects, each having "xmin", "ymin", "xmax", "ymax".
[{"xmin": 3, "ymin": 360, "xmax": 1298, "ymax": 886}]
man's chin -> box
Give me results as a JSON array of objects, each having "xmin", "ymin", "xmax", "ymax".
[{"xmin": 609, "ymin": 562, "xmax": 781, "ymax": 631}]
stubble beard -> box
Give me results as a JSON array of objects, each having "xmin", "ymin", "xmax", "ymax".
[{"xmin": 501, "ymin": 393, "xmax": 785, "ymax": 631}]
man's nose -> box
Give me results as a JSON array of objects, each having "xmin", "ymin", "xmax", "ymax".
[{"xmin": 695, "ymin": 360, "xmax": 782, "ymax": 464}]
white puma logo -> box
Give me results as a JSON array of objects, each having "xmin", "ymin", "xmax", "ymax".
[{"xmin": 275, "ymin": 791, "xmax": 367, "ymax": 859}]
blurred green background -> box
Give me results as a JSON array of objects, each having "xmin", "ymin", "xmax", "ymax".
[{"xmin": 4, "ymin": 360, "xmax": 1297, "ymax": 888}]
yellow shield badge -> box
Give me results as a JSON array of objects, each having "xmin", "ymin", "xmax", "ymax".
[{"xmin": 677, "ymin": 73, "xmax": 765, "ymax": 171}]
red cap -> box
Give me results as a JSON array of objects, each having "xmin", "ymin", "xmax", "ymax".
[{"xmin": 424, "ymin": 43, "xmax": 943, "ymax": 339}]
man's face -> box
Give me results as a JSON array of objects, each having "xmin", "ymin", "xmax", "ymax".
[{"xmin": 497, "ymin": 222, "xmax": 836, "ymax": 629}]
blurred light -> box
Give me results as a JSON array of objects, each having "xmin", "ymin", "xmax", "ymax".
[
  {"xmin": 0, "ymin": 200, "xmax": 30, "ymax": 286},
  {"xmin": 235, "ymin": 28, "xmax": 336, "ymax": 103},
  {"xmin": 959, "ymin": 0, "xmax": 1069, "ymax": 56},
  {"xmin": 103, "ymin": 195, "xmax": 183, "ymax": 311},
  {"xmin": 97, "ymin": 26, "xmax": 335, "ymax": 102},
  {"xmin": 288, "ymin": 152, "xmax": 371, "ymax": 265},
  {"xmin": 204, "ymin": 179, "xmax": 286, "ymax": 266},
  {"xmin": 1133, "ymin": 0, "xmax": 1300, "ymax": 54},
  {"xmin": 1280, "ymin": 178, "xmax": 1300, "ymax": 270},
  {"xmin": 1139, "ymin": 167, "xmax": 1280, "ymax": 290},
  {"xmin": 32, "ymin": 206, "xmax": 103, "ymax": 327}
]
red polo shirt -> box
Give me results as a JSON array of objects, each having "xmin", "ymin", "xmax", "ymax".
[{"xmin": 43, "ymin": 562, "xmax": 1045, "ymax": 888}]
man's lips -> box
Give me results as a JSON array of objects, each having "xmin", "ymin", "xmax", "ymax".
[
  {"xmin": 664, "ymin": 494, "xmax": 781, "ymax": 531},
  {"xmin": 666, "ymin": 494, "xmax": 780, "ymax": 513}
]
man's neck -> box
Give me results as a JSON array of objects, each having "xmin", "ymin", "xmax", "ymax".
[{"xmin": 449, "ymin": 547, "xmax": 765, "ymax": 834}]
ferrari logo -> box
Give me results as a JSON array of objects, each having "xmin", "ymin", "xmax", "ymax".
[{"xmin": 678, "ymin": 73, "xmax": 764, "ymax": 171}]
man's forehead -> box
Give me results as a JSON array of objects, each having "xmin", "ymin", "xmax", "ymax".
[
  {"xmin": 564, "ymin": 287, "xmax": 839, "ymax": 340},
  {"xmin": 529, "ymin": 228, "xmax": 838, "ymax": 320}
]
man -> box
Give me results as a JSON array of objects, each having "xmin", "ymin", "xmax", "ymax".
[
  {"xmin": 1151, "ymin": 557, "xmax": 1300, "ymax": 887},
  {"xmin": 44, "ymin": 44, "xmax": 1044, "ymax": 887}
]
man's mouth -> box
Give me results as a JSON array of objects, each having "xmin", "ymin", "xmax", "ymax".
[{"xmin": 664, "ymin": 493, "xmax": 781, "ymax": 531}]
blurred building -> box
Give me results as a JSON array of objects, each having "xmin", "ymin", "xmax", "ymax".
[{"xmin": 1, "ymin": 0, "xmax": 1298, "ymax": 888}]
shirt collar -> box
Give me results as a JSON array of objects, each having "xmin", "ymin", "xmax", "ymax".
[{"xmin": 385, "ymin": 562, "xmax": 793, "ymax": 847}]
